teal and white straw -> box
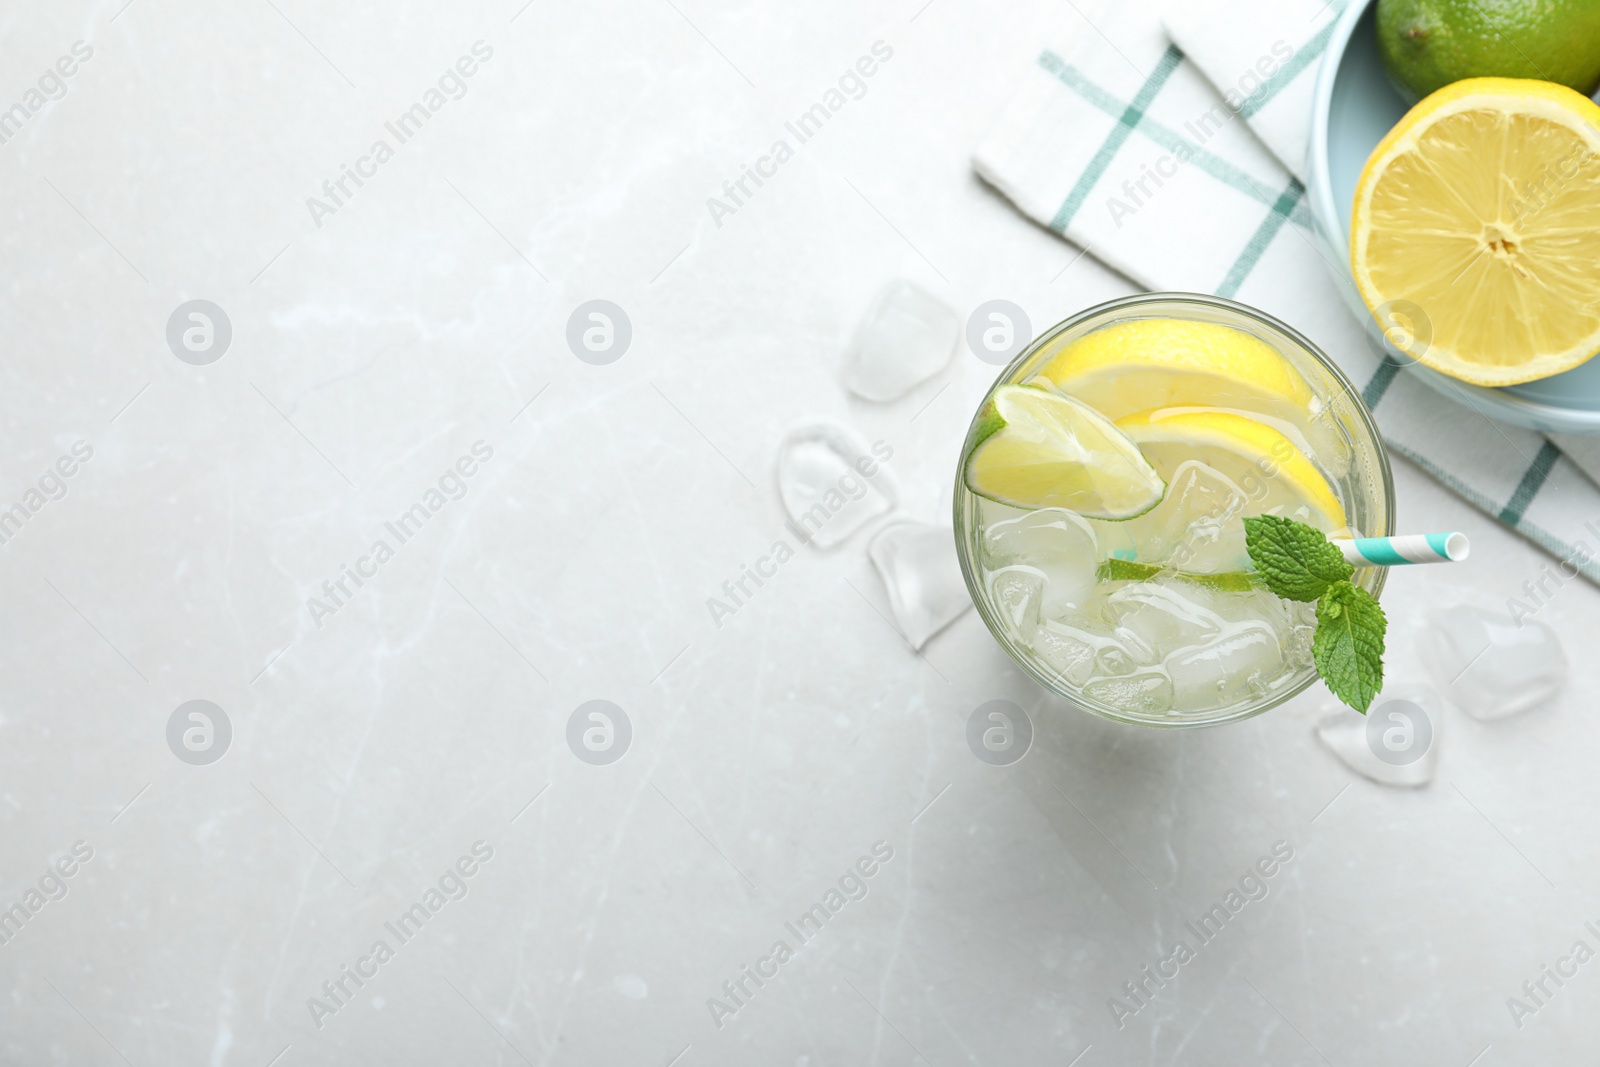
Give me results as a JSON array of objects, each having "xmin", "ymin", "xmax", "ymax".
[{"xmin": 1332, "ymin": 533, "xmax": 1470, "ymax": 567}]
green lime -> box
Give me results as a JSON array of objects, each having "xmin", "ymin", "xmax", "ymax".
[
  {"xmin": 961, "ymin": 384, "xmax": 1165, "ymax": 519},
  {"xmin": 1095, "ymin": 558, "xmax": 1259, "ymax": 592},
  {"xmin": 1377, "ymin": 0, "xmax": 1600, "ymax": 102}
]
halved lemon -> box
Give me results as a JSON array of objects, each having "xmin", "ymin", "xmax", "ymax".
[
  {"xmin": 1116, "ymin": 409, "xmax": 1346, "ymax": 531},
  {"xmin": 962, "ymin": 384, "xmax": 1165, "ymax": 518},
  {"xmin": 1351, "ymin": 77, "xmax": 1600, "ymax": 386},
  {"xmin": 1037, "ymin": 318, "xmax": 1315, "ymax": 421}
]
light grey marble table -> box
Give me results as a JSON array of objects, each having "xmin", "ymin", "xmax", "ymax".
[{"xmin": 1, "ymin": 1, "xmax": 1596, "ymax": 1064}]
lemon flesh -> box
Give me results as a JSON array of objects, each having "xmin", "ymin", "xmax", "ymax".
[
  {"xmin": 963, "ymin": 384, "xmax": 1165, "ymax": 518},
  {"xmin": 1116, "ymin": 409, "xmax": 1346, "ymax": 531},
  {"xmin": 1351, "ymin": 77, "xmax": 1600, "ymax": 387},
  {"xmin": 1037, "ymin": 318, "xmax": 1316, "ymax": 422}
]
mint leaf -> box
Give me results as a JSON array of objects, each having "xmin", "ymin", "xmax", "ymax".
[
  {"xmin": 1240, "ymin": 516, "xmax": 1387, "ymax": 713},
  {"xmin": 1243, "ymin": 515, "xmax": 1353, "ymax": 602},
  {"xmin": 1313, "ymin": 580, "xmax": 1386, "ymax": 713}
]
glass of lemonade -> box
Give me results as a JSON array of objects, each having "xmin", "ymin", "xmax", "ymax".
[{"xmin": 954, "ymin": 293, "xmax": 1394, "ymax": 728}]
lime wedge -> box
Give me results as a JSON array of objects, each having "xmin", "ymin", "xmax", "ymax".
[
  {"xmin": 962, "ymin": 384, "xmax": 1165, "ymax": 518},
  {"xmin": 1096, "ymin": 558, "xmax": 1258, "ymax": 592}
]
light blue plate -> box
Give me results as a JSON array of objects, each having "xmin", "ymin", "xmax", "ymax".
[{"xmin": 1308, "ymin": 0, "xmax": 1600, "ymax": 433}]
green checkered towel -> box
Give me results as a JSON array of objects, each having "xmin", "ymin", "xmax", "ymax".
[{"xmin": 973, "ymin": 0, "xmax": 1600, "ymax": 584}]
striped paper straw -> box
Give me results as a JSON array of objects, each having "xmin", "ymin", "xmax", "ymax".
[{"xmin": 1332, "ymin": 533, "xmax": 1470, "ymax": 567}]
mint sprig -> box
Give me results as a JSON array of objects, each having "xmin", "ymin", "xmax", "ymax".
[
  {"xmin": 1312, "ymin": 582, "xmax": 1386, "ymax": 713},
  {"xmin": 1243, "ymin": 514, "xmax": 1353, "ymax": 599},
  {"xmin": 1243, "ymin": 515, "xmax": 1386, "ymax": 713}
]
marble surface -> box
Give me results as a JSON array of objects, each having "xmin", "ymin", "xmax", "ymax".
[{"xmin": 2, "ymin": 1, "xmax": 1598, "ymax": 1064}]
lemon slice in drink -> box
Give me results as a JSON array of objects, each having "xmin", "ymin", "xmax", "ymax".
[
  {"xmin": 1351, "ymin": 77, "xmax": 1600, "ymax": 386},
  {"xmin": 962, "ymin": 384, "xmax": 1165, "ymax": 518},
  {"xmin": 1037, "ymin": 318, "xmax": 1315, "ymax": 421},
  {"xmin": 1116, "ymin": 409, "xmax": 1346, "ymax": 530}
]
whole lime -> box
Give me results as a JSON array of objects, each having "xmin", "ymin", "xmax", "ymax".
[{"xmin": 1376, "ymin": 0, "xmax": 1600, "ymax": 102}]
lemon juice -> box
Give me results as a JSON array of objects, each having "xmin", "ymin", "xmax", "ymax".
[{"xmin": 954, "ymin": 295, "xmax": 1393, "ymax": 727}]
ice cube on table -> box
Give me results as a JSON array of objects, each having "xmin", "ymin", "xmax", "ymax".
[
  {"xmin": 1082, "ymin": 669, "xmax": 1175, "ymax": 716},
  {"xmin": 982, "ymin": 508, "xmax": 1098, "ymax": 619},
  {"xmin": 867, "ymin": 521, "xmax": 971, "ymax": 650},
  {"xmin": 987, "ymin": 565, "xmax": 1045, "ymax": 635},
  {"xmin": 1108, "ymin": 581, "xmax": 1226, "ymax": 652},
  {"xmin": 1420, "ymin": 605, "xmax": 1567, "ymax": 719},
  {"xmin": 1091, "ymin": 461, "xmax": 1248, "ymax": 573},
  {"xmin": 775, "ymin": 422, "xmax": 895, "ymax": 550},
  {"xmin": 842, "ymin": 279, "xmax": 958, "ymax": 402},
  {"xmin": 1165, "ymin": 622, "xmax": 1284, "ymax": 710},
  {"xmin": 1315, "ymin": 683, "xmax": 1440, "ymax": 787}
]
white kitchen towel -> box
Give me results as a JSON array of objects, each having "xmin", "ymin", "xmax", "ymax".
[
  {"xmin": 1162, "ymin": 0, "xmax": 1345, "ymax": 181},
  {"xmin": 972, "ymin": 0, "xmax": 1600, "ymax": 585}
]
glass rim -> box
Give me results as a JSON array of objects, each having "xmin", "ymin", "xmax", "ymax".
[{"xmin": 952, "ymin": 291, "xmax": 1397, "ymax": 730}]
